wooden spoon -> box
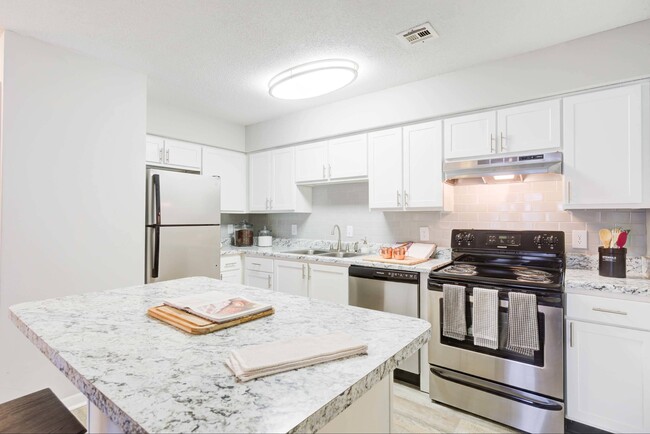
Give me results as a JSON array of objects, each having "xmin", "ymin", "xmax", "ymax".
[{"xmin": 599, "ymin": 229, "xmax": 612, "ymax": 248}]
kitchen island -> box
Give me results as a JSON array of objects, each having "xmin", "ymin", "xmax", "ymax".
[{"xmin": 9, "ymin": 276, "xmax": 430, "ymax": 433}]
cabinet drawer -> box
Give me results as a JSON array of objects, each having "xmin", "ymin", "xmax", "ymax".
[
  {"xmin": 567, "ymin": 293, "xmax": 650, "ymax": 331},
  {"xmin": 244, "ymin": 256, "xmax": 274, "ymax": 273},
  {"xmin": 221, "ymin": 254, "xmax": 242, "ymax": 271}
]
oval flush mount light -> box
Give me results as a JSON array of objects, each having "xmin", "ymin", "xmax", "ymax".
[{"xmin": 268, "ymin": 59, "xmax": 358, "ymax": 100}]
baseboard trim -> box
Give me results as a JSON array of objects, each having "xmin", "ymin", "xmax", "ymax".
[{"xmin": 61, "ymin": 392, "xmax": 86, "ymax": 410}]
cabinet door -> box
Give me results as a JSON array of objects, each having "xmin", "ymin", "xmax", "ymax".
[
  {"xmin": 328, "ymin": 134, "xmax": 368, "ymax": 180},
  {"xmin": 202, "ymin": 147, "xmax": 247, "ymax": 213},
  {"xmin": 164, "ymin": 138, "xmax": 202, "ymax": 169},
  {"xmin": 248, "ymin": 152, "xmax": 272, "ymax": 212},
  {"xmin": 220, "ymin": 269, "xmax": 242, "ymax": 284},
  {"xmin": 497, "ymin": 99, "xmax": 560, "ymax": 154},
  {"xmin": 146, "ymin": 135, "xmax": 164, "ymax": 164},
  {"xmin": 245, "ymin": 270, "xmax": 273, "ymax": 290},
  {"xmin": 403, "ymin": 120, "xmax": 443, "ymax": 209},
  {"xmin": 270, "ymin": 148, "xmax": 296, "ymax": 211},
  {"xmin": 274, "ymin": 260, "xmax": 308, "ymax": 297},
  {"xmin": 368, "ymin": 128, "xmax": 403, "ymax": 210},
  {"xmin": 566, "ymin": 320, "xmax": 650, "ymax": 433},
  {"xmin": 308, "ymin": 264, "xmax": 348, "ymax": 305},
  {"xmin": 444, "ymin": 111, "xmax": 496, "ymax": 159},
  {"xmin": 563, "ymin": 84, "xmax": 645, "ymax": 207},
  {"xmin": 295, "ymin": 141, "xmax": 328, "ymax": 183}
]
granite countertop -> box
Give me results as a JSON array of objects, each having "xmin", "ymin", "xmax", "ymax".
[
  {"xmin": 9, "ymin": 277, "xmax": 431, "ymax": 433},
  {"xmin": 565, "ymin": 269, "xmax": 650, "ymax": 301},
  {"xmin": 222, "ymin": 244, "xmax": 450, "ymax": 273}
]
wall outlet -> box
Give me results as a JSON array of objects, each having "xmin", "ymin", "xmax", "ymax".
[
  {"xmin": 419, "ymin": 226, "xmax": 430, "ymax": 241},
  {"xmin": 291, "ymin": 224, "xmax": 298, "ymax": 236},
  {"xmin": 572, "ymin": 230, "xmax": 588, "ymax": 249},
  {"xmin": 227, "ymin": 224, "xmax": 234, "ymax": 234},
  {"xmin": 346, "ymin": 225, "xmax": 354, "ymax": 237}
]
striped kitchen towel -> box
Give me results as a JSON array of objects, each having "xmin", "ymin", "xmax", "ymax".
[
  {"xmin": 472, "ymin": 287, "xmax": 499, "ymax": 350},
  {"xmin": 506, "ymin": 292, "xmax": 539, "ymax": 356},
  {"xmin": 443, "ymin": 284, "xmax": 467, "ymax": 341}
]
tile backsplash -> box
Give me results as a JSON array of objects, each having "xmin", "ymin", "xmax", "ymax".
[{"xmin": 227, "ymin": 176, "xmax": 647, "ymax": 256}]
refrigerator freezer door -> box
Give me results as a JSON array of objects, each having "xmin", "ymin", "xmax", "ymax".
[
  {"xmin": 146, "ymin": 168, "xmax": 221, "ymax": 225},
  {"xmin": 146, "ymin": 225, "xmax": 220, "ymax": 283}
]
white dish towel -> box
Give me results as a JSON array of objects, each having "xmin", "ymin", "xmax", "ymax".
[
  {"xmin": 225, "ymin": 332, "xmax": 368, "ymax": 382},
  {"xmin": 472, "ymin": 287, "xmax": 499, "ymax": 350},
  {"xmin": 443, "ymin": 284, "xmax": 467, "ymax": 341},
  {"xmin": 506, "ymin": 292, "xmax": 539, "ymax": 356}
]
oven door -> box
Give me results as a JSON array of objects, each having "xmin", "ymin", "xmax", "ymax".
[{"xmin": 428, "ymin": 283, "xmax": 563, "ymax": 399}]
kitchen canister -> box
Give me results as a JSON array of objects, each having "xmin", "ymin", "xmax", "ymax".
[
  {"xmin": 598, "ymin": 247, "xmax": 626, "ymax": 278},
  {"xmin": 257, "ymin": 226, "xmax": 273, "ymax": 247}
]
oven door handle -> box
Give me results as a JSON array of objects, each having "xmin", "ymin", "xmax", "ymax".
[{"xmin": 430, "ymin": 367, "xmax": 563, "ymax": 411}]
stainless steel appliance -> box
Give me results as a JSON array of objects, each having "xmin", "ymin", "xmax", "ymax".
[
  {"xmin": 428, "ymin": 229, "xmax": 565, "ymax": 433},
  {"xmin": 349, "ymin": 265, "xmax": 420, "ymax": 385},
  {"xmin": 145, "ymin": 168, "xmax": 221, "ymax": 283}
]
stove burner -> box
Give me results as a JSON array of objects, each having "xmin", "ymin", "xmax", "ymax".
[
  {"xmin": 515, "ymin": 275, "xmax": 552, "ymax": 284},
  {"xmin": 514, "ymin": 269, "xmax": 553, "ymax": 278},
  {"xmin": 441, "ymin": 264, "xmax": 478, "ymax": 276}
]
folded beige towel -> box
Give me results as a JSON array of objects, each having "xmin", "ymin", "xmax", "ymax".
[
  {"xmin": 225, "ymin": 332, "xmax": 368, "ymax": 382},
  {"xmin": 472, "ymin": 287, "xmax": 499, "ymax": 350}
]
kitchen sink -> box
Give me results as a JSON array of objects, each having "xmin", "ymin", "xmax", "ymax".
[
  {"xmin": 318, "ymin": 252, "xmax": 365, "ymax": 258},
  {"xmin": 283, "ymin": 249, "xmax": 331, "ymax": 255}
]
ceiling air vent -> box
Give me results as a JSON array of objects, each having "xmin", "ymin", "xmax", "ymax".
[{"xmin": 396, "ymin": 22, "xmax": 439, "ymax": 47}]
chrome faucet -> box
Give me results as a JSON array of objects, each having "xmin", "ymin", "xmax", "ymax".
[{"xmin": 331, "ymin": 224, "xmax": 342, "ymax": 252}]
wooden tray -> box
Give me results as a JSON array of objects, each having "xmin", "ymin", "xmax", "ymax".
[
  {"xmin": 362, "ymin": 256, "xmax": 430, "ymax": 266},
  {"xmin": 147, "ymin": 305, "xmax": 275, "ymax": 335}
]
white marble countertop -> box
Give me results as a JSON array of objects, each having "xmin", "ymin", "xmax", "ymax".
[
  {"xmin": 566, "ymin": 269, "xmax": 650, "ymax": 301},
  {"xmin": 9, "ymin": 277, "xmax": 431, "ymax": 433},
  {"xmin": 222, "ymin": 245, "xmax": 450, "ymax": 273}
]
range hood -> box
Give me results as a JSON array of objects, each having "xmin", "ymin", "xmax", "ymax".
[{"xmin": 444, "ymin": 151, "xmax": 562, "ymax": 185}]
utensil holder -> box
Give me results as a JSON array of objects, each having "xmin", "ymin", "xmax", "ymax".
[{"xmin": 598, "ymin": 247, "xmax": 626, "ymax": 278}]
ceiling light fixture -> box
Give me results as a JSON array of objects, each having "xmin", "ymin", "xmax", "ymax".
[{"xmin": 268, "ymin": 59, "xmax": 358, "ymax": 100}]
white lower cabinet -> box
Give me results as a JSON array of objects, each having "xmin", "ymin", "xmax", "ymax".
[
  {"xmin": 274, "ymin": 259, "xmax": 348, "ymax": 304},
  {"xmin": 566, "ymin": 293, "xmax": 650, "ymax": 433},
  {"xmin": 220, "ymin": 254, "xmax": 242, "ymax": 284},
  {"xmin": 244, "ymin": 257, "xmax": 274, "ymax": 290}
]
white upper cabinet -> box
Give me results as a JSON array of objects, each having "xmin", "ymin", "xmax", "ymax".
[
  {"xmin": 368, "ymin": 128, "xmax": 403, "ymax": 210},
  {"xmin": 249, "ymin": 148, "xmax": 312, "ymax": 213},
  {"xmin": 295, "ymin": 134, "xmax": 368, "ymax": 185},
  {"xmin": 369, "ymin": 122, "xmax": 444, "ymax": 211},
  {"xmin": 295, "ymin": 141, "xmax": 328, "ymax": 183},
  {"xmin": 444, "ymin": 100, "xmax": 561, "ymax": 159},
  {"xmin": 145, "ymin": 135, "xmax": 202, "ymax": 170},
  {"xmin": 327, "ymin": 134, "xmax": 368, "ymax": 181},
  {"xmin": 563, "ymin": 83, "xmax": 649, "ymax": 208},
  {"xmin": 403, "ymin": 121, "xmax": 444, "ymax": 209},
  {"xmin": 497, "ymin": 99, "xmax": 561, "ymax": 154},
  {"xmin": 444, "ymin": 111, "xmax": 496, "ymax": 159},
  {"xmin": 202, "ymin": 147, "xmax": 247, "ymax": 213}
]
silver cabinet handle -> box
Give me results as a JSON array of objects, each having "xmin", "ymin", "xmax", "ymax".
[
  {"xmin": 269, "ymin": 198, "xmax": 273, "ymax": 209},
  {"xmin": 569, "ymin": 322, "xmax": 573, "ymax": 347},
  {"xmin": 500, "ymin": 132, "xmax": 506, "ymax": 152},
  {"xmin": 267, "ymin": 274, "xmax": 272, "ymax": 289},
  {"xmin": 397, "ymin": 190, "xmax": 401, "ymax": 206},
  {"xmin": 404, "ymin": 191, "xmax": 409, "ymax": 207},
  {"xmin": 265, "ymin": 198, "xmax": 269, "ymax": 210},
  {"xmin": 593, "ymin": 307, "xmax": 628, "ymax": 315},
  {"xmin": 165, "ymin": 148, "xmax": 170, "ymax": 163},
  {"xmin": 307, "ymin": 264, "xmax": 311, "ymax": 280},
  {"xmin": 302, "ymin": 263, "xmax": 306, "ymax": 279},
  {"xmin": 490, "ymin": 134, "xmax": 496, "ymax": 153},
  {"xmin": 328, "ymin": 164, "xmax": 332, "ymax": 178},
  {"xmin": 251, "ymin": 262, "xmax": 261, "ymax": 266},
  {"xmin": 323, "ymin": 165, "xmax": 326, "ymax": 179},
  {"xmin": 158, "ymin": 148, "xmax": 163, "ymax": 163}
]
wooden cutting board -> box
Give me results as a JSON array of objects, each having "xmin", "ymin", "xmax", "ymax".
[
  {"xmin": 147, "ymin": 305, "xmax": 275, "ymax": 335},
  {"xmin": 362, "ymin": 256, "xmax": 430, "ymax": 266}
]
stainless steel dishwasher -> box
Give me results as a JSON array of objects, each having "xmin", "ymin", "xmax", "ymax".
[{"xmin": 348, "ymin": 265, "xmax": 420, "ymax": 385}]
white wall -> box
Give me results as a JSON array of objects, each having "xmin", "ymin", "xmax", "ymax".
[
  {"xmin": 0, "ymin": 31, "xmax": 146, "ymax": 403},
  {"xmin": 147, "ymin": 99, "xmax": 245, "ymax": 151},
  {"xmin": 246, "ymin": 19, "xmax": 650, "ymax": 150}
]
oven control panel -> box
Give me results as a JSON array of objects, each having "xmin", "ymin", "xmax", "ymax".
[{"xmin": 451, "ymin": 229, "xmax": 565, "ymax": 253}]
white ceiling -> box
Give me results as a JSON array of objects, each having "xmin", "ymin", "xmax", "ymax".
[{"xmin": 1, "ymin": 0, "xmax": 649, "ymax": 125}]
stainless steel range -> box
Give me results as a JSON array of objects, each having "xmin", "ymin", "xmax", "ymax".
[{"xmin": 428, "ymin": 229, "xmax": 565, "ymax": 433}]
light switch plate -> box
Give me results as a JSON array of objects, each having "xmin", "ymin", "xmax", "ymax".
[
  {"xmin": 419, "ymin": 227, "xmax": 430, "ymax": 241},
  {"xmin": 291, "ymin": 224, "xmax": 298, "ymax": 236},
  {"xmin": 346, "ymin": 225, "xmax": 354, "ymax": 237},
  {"xmin": 572, "ymin": 230, "xmax": 588, "ymax": 249},
  {"xmin": 227, "ymin": 224, "xmax": 234, "ymax": 234}
]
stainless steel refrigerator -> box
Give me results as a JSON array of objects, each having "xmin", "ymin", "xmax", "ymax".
[{"xmin": 145, "ymin": 168, "xmax": 221, "ymax": 283}]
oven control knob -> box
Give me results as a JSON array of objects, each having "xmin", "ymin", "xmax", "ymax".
[
  {"xmin": 465, "ymin": 233, "xmax": 475, "ymax": 242},
  {"xmin": 533, "ymin": 235, "xmax": 543, "ymax": 246},
  {"xmin": 455, "ymin": 233, "xmax": 465, "ymax": 243},
  {"xmin": 546, "ymin": 235, "xmax": 559, "ymax": 245}
]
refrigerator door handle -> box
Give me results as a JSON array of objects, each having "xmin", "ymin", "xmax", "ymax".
[
  {"xmin": 152, "ymin": 226, "xmax": 160, "ymax": 278},
  {"xmin": 153, "ymin": 174, "xmax": 161, "ymax": 225}
]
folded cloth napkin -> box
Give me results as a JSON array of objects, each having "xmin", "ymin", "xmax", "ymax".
[
  {"xmin": 225, "ymin": 332, "xmax": 368, "ymax": 382},
  {"xmin": 472, "ymin": 287, "xmax": 499, "ymax": 350},
  {"xmin": 506, "ymin": 292, "xmax": 539, "ymax": 356},
  {"xmin": 443, "ymin": 284, "xmax": 467, "ymax": 341}
]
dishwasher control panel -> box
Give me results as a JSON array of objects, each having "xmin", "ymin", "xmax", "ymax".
[{"xmin": 349, "ymin": 265, "xmax": 419, "ymax": 283}]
